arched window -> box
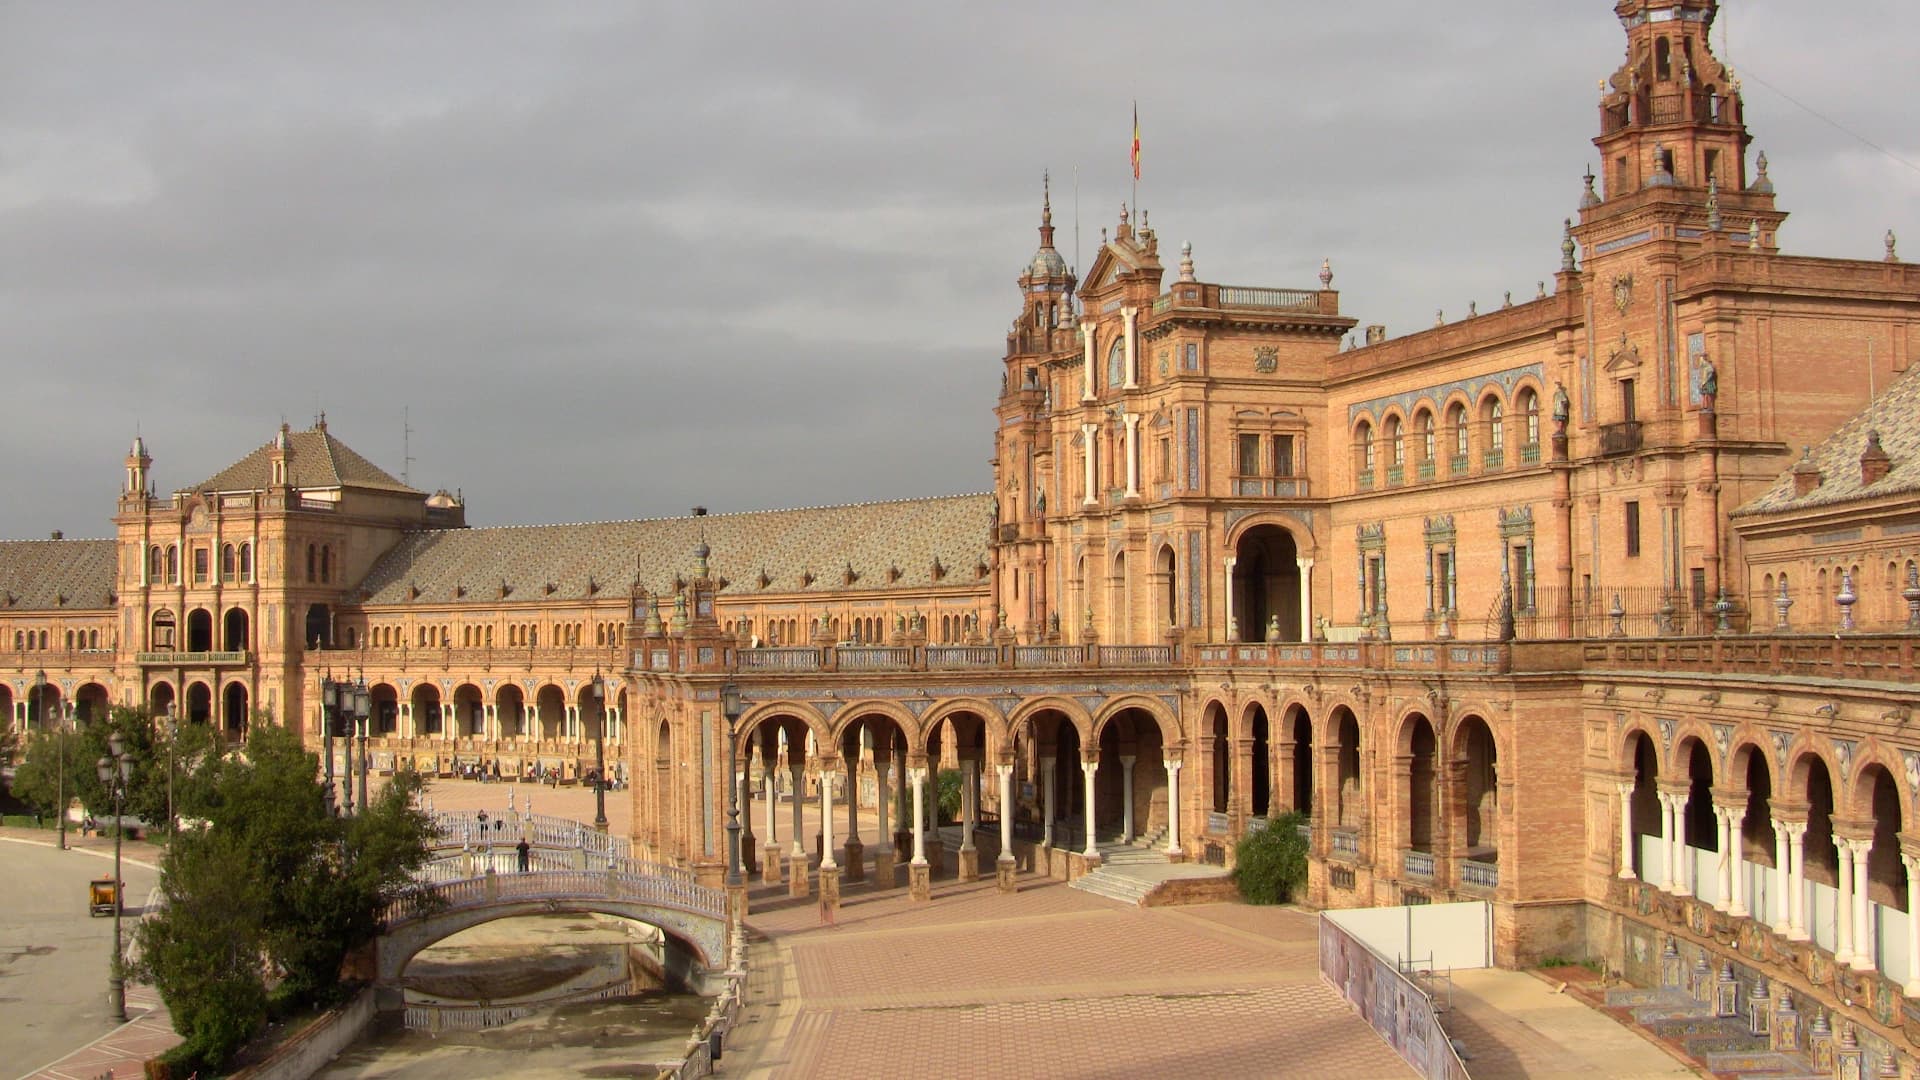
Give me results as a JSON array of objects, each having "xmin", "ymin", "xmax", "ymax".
[
  {"xmin": 165, "ymin": 545, "xmax": 179, "ymax": 584},
  {"xmin": 221, "ymin": 544, "xmax": 236, "ymax": 581},
  {"xmin": 1656, "ymin": 38, "xmax": 1673, "ymax": 81},
  {"xmin": 319, "ymin": 546, "xmax": 332, "ymax": 584},
  {"xmin": 1384, "ymin": 415, "xmax": 1403, "ymax": 467},
  {"xmin": 238, "ymin": 542, "xmax": 252, "ymax": 581},
  {"xmin": 1356, "ymin": 421, "xmax": 1375, "ymax": 472},
  {"xmin": 1487, "ymin": 399, "xmax": 1506, "ymax": 453},
  {"xmin": 306, "ymin": 544, "xmax": 316, "ymax": 582},
  {"xmin": 1449, "ymin": 403, "xmax": 1468, "ymax": 459},
  {"xmin": 150, "ymin": 546, "xmax": 164, "ymax": 581},
  {"xmin": 1416, "ymin": 410, "xmax": 1436, "ymax": 463},
  {"xmin": 1519, "ymin": 388, "xmax": 1540, "ymax": 446},
  {"xmin": 1107, "ymin": 339, "xmax": 1125, "ymax": 390},
  {"xmin": 152, "ymin": 609, "xmax": 176, "ymax": 650}
]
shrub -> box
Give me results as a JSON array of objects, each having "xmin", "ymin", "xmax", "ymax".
[
  {"xmin": 935, "ymin": 768, "xmax": 962, "ymax": 824},
  {"xmin": 1231, "ymin": 811, "xmax": 1309, "ymax": 905}
]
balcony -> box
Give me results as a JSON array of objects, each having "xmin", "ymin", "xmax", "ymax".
[
  {"xmin": 1519, "ymin": 442, "xmax": 1542, "ymax": 465},
  {"xmin": 1386, "ymin": 464, "xmax": 1405, "ymax": 487},
  {"xmin": 1482, "ymin": 448, "xmax": 1506, "ymax": 471},
  {"xmin": 1416, "ymin": 461, "xmax": 1436, "ymax": 483},
  {"xmin": 136, "ymin": 650, "xmax": 249, "ymax": 666},
  {"xmin": 1356, "ymin": 470, "xmax": 1375, "ymax": 490},
  {"xmin": 1599, "ymin": 420, "xmax": 1643, "ymax": 457},
  {"xmin": 1449, "ymin": 455, "xmax": 1468, "ymax": 477},
  {"xmin": 1403, "ymin": 850, "xmax": 1435, "ymax": 880},
  {"xmin": 1460, "ymin": 859, "xmax": 1500, "ymax": 890},
  {"xmin": 1330, "ymin": 828, "xmax": 1361, "ymax": 859},
  {"xmin": 1232, "ymin": 476, "xmax": 1311, "ymax": 498}
]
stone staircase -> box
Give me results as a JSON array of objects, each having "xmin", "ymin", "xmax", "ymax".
[
  {"xmin": 1068, "ymin": 831, "xmax": 1176, "ymax": 906},
  {"xmin": 1602, "ymin": 986, "xmax": 1826, "ymax": 1079}
]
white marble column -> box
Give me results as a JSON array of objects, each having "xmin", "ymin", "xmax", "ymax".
[
  {"xmin": 1836, "ymin": 837, "xmax": 1857, "ymax": 965},
  {"xmin": 1714, "ymin": 808, "xmax": 1734, "ymax": 912},
  {"xmin": 763, "ymin": 758, "xmax": 778, "ymax": 847},
  {"xmin": 1296, "ymin": 558, "xmax": 1314, "ymax": 642},
  {"xmin": 909, "ymin": 767, "xmax": 928, "ymax": 866},
  {"xmin": 1119, "ymin": 755, "xmax": 1136, "ymax": 843},
  {"xmin": 1771, "ymin": 820, "xmax": 1792, "ymax": 931},
  {"xmin": 1726, "ymin": 810, "xmax": 1748, "ymax": 917},
  {"xmin": 484, "ymin": 703, "xmax": 498, "ymax": 741},
  {"xmin": 789, "ymin": 758, "xmax": 806, "ymax": 859},
  {"xmin": 846, "ymin": 756, "xmax": 861, "ymax": 845},
  {"xmin": 1122, "ymin": 306, "xmax": 1139, "ymax": 389},
  {"xmin": 1081, "ymin": 321, "xmax": 1096, "ymax": 402},
  {"xmin": 1618, "ymin": 782, "xmax": 1637, "ymax": 879},
  {"xmin": 959, "ymin": 759, "xmax": 977, "ymax": 855},
  {"xmin": 1786, "ymin": 821, "xmax": 1809, "ymax": 939},
  {"xmin": 443, "ymin": 703, "xmax": 456, "ymax": 742},
  {"xmin": 997, "ymin": 764, "xmax": 1014, "ymax": 860},
  {"xmin": 874, "ymin": 754, "xmax": 890, "ymax": 848},
  {"xmin": 1082, "ymin": 760, "xmax": 1099, "ymax": 857},
  {"xmin": 819, "ymin": 769, "xmax": 838, "ymax": 871},
  {"xmin": 1123, "ymin": 413, "xmax": 1140, "ymax": 498},
  {"xmin": 1040, "ymin": 757, "xmax": 1056, "ymax": 847},
  {"xmin": 1850, "ymin": 840, "xmax": 1874, "ymax": 971},
  {"xmin": 1165, "ymin": 760, "xmax": 1183, "ymax": 853},
  {"xmin": 1903, "ymin": 854, "xmax": 1920, "ymax": 996},
  {"xmin": 1082, "ymin": 423, "xmax": 1099, "ymax": 506},
  {"xmin": 1658, "ymin": 794, "xmax": 1679, "ymax": 893},
  {"xmin": 1223, "ymin": 557, "xmax": 1238, "ymax": 640}
]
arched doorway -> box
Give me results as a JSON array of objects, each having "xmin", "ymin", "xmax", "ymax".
[
  {"xmin": 1859, "ymin": 765, "xmax": 1908, "ymax": 971},
  {"xmin": 535, "ymin": 685, "xmax": 567, "ymax": 742},
  {"xmin": 1282, "ymin": 705, "xmax": 1313, "ymax": 817},
  {"xmin": 1247, "ymin": 704, "xmax": 1270, "ymax": 819},
  {"xmin": 1093, "ymin": 707, "xmax": 1169, "ymax": 849},
  {"xmin": 223, "ymin": 607, "xmax": 250, "ymax": 651},
  {"xmin": 495, "ymin": 685, "xmax": 526, "ymax": 740},
  {"xmin": 413, "ymin": 684, "xmax": 443, "ymax": 737},
  {"xmin": 75, "ymin": 683, "xmax": 111, "ymax": 726},
  {"xmin": 453, "ymin": 684, "xmax": 485, "ymax": 737},
  {"xmin": 1206, "ymin": 703, "xmax": 1230, "ymax": 814},
  {"xmin": 186, "ymin": 681, "xmax": 212, "ymax": 725},
  {"xmin": 1736, "ymin": 746, "xmax": 1778, "ymax": 923},
  {"xmin": 1628, "ymin": 732, "xmax": 1659, "ymax": 880},
  {"xmin": 186, "ymin": 609, "xmax": 213, "ymax": 652},
  {"xmin": 222, "ymin": 682, "xmax": 249, "ymax": 736},
  {"xmin": 1456, "ymin": 716, "xmax": 1498, "ymax": 864},
  {"xmin": 1680, "ymin": 739, "xmax": 1717, "ymax": 897},
  {"xmin": 370, "ymin": 683, "xmax": 400, "ymax": 735},
  {"xmin": 149, "ymin": 682, "xmax": 176, "ymax": 719},
  {"xmin": 1403, "ymin": 715, "xmax": 1437, "ymax": 856},
  {"xmin": 1233, "ymin": 525, "xmax": 1301, "ymax": 642},
  {"xmin": 305, "ymin": 604, "xmax": 332, "ymax": 650},
  {"xmin": 1334, "ymin": 708, "xmax": 1363, "ymax": 830}
]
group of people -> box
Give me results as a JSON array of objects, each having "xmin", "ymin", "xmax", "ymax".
[{"xmin": 443, "ymin": 758, "xmax": 627, "ymax": 790}]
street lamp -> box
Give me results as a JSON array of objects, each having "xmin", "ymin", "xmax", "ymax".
[
  {"xmin": 722, "ymin": 681, "xmax": 743, "ymax": 888},
  {"xmin": 589, "ymin": 674, "xmax": 609, "ymax": 833},
  {"xmin": 165, "ymin": 713, "xmax": 179, "ymax": 835},
  {"xmin": 322, "ymin": 678, "xmax": 340, "ymax": 813},
  {"xmin": 355, "ymin": 682, "xmax": 371, "ymax": 815},
  {"xmin": 97, "ymin": 733, "xmax": 135, "ymax": 1022}
]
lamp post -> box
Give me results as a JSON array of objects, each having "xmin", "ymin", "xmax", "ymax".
[
  {"xmin": 322, "ymin": 678, "xmax": 339, "ymax": 813},
  {"xmin": 590, "ymin": 674, "xmax": 609, "ymax": 833},
  {"xmin": 165, "ymin": 713, "xmax": 179, "ymax": 834},
  {"xmin": 97, "ymin": 733, "xmax": 134, "ymax": 1021},
  {"xmin": 722, "ymin": 681, "xmax": 743, "ymax": 888}
]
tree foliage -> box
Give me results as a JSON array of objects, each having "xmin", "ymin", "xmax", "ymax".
[
  {"xmin": 7, "ymin": 707, "xmax": 225, "ymax": 832},
  {"xmin": 935, "ymin": 768, "xmax": 962, "ymax": 824},
  {"xmin": 134, "ymin": 723, "xmax": 438, "ymax": 1071},
  {"xmin": 1231, "ymin": 811, "xmax": 1310, "ymax": 905}
]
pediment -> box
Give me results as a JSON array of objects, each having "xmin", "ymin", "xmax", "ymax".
[{"xmin": 1604, "ymin": 334, "xmax": 1643, "ymax": 372}]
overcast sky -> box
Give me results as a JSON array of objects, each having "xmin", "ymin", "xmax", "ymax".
[{"xmin": 3, "ymin": 2, "xmax": 1915, "ymax": 540}]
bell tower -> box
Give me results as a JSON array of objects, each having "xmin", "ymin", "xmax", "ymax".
[{"xmin": 1582, "ymin": 0, "xmax": 1783, "ymax": 247}]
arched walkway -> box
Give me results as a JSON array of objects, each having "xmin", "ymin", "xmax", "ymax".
[
  {"xmin": 185, "ymin": 681, "xmax": 212, "ymax": 725},
  {"xmin": 222, "ymin": 681, "xmax": 249, "ymax": 736},
  {"xmin": 1233, "ymin": 525, "xmax": 1302, "ymax": 642}
]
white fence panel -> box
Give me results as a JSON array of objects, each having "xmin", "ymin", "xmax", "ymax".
[{"xmin": 1323, "ymin": 901, "xmax": 1491, "ymax": 971}]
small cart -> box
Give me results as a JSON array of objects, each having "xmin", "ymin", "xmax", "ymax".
[{"xmin": 89, "ymin": 877, "xmax": 121, "ymax": 917}]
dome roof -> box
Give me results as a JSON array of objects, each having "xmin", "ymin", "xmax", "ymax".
[{"xmin": 1028, "ymin": 247, "xmax": 1068, "ymax": 279}]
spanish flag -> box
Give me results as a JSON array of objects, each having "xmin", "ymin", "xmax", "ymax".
[{"xmin": 1131, "ymin": 102, "xmax": 1141, "ymax": 181}]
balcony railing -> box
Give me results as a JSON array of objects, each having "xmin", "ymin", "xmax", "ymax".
[
  {"xmin": 1416, "ymin": 461, "xmax": 1436, "ymax": 482},
  {"xmin": 1331, "ymin": 828, "xmax": 1360, "ymax": 858},
  {"xmin": 1449, "ymin": 455, "xmax": 1468, "ymax": 477},
  {"xmin": 1460, "ymin": 859, "xmax": 1500, "ymax": 890},
  {"xmin": 925, "ymin": 645, "xmax": 998, "ymax": 669},
  {"xmin": 1599, "ymin": 420, "xmax": 1643, "ymax": 457},
  {"xmin": 1232, "ymin": 476, "xmax": 1310, "ymax": 498},
  {"xmin": 1386, "ymin": 464, "xmax": 1405, "ymax": 487},
  {"xmin": 1482, "ymin": 448, "xmax": 1505, "ymax": 471},
  {"xmin": 736, "ymin": 647, "xmax": 822, "ymax": 672},
  {"xmin": 834, "ymin": 646, "xmax": 914, "ymax": 672},
  {"xmin": 1519, "ymin": 442, "xmax": 1542, "ymax": 465},
  {"xmin": 1403, "ymin": 850, "xmax": 1435, "ymax": 880},
  {"xmin": 136, "ymin": 650, "xmax": 249, "ymax": 666}
]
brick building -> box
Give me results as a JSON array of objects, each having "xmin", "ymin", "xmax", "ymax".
[{"xmin": 5, "ymin": 0, "xmax": 1920, "ymax": 1064}]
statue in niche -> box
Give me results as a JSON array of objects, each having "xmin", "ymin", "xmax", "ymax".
[
  {"xmin": 1696, "ymin": 356, "xmax": 1718, "ymax": 413},
  {"xmin": 1552, "ymin": 382, "xmax": 1572, "ymax": 432}
]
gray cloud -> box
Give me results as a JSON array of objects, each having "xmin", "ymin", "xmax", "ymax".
[{"xmin": 2, "ymin": 2, "xmax": 1914, "ymax": 537}]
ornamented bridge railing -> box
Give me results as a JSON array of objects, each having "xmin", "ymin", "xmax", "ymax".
[{"xmin": 383, "ymin": 866, "xmax": 726, "ymax": 927}]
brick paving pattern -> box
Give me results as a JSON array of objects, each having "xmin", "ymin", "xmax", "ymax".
[{"xmin": 725, "ymin": 872, "xmax": 1412, "ymax": 1079}]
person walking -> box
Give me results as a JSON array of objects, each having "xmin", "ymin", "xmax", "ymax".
[{"xmin": 516, "ymin": 837, "xmax": 531, "ymax": 872}]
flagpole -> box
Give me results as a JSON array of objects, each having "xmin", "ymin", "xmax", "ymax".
[{"xmin": 1131, "ymin": 101, "xmax": 1139, "ymax": 226}]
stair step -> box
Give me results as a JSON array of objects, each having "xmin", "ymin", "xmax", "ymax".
[
  {"xmin": 1604, "ymin": 987, "xmax": 1695, "ymax": 1009},
  {"xmin": 1707, "ymin": 1050, "xmax": 1813, "ymax": 1074},
  {"xmin": 1069, "ymin": 869, "xmax": 1157, "ymax": 905}
]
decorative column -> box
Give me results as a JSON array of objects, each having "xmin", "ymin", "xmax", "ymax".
[
  {"xmin": 1165, "ymin": 758, "xmax": 1183, "ymax": 854},
  {"xmin": 1082, "ymin": 759, "xmax": 1100, "ymax": 859},
  {"xmin": 1223, "ymin": 557, "xmax": 1238, "ymax": 640},
  {"xmin": 819, "ymin": 768, "xmax": 838, "ymax": 870},
  {"xmin": 484, "ymin": 703, "xmax": 498, "ymax": 741},
  {"xmin": 1618, "ymin": 782, "xmax": 1637, "ymax": 879},
  {"xmin": 762, "ymin": 736, "xmax": 782, "ymax": 886},
  {"xmin": 872, "ymin": 745, "xmax": 892, "ymax": 885},
  {"xmin": 1082, "ymin": 423, "xmax": 1099, "ymax": 506},
  {"xmin": 1081, "ymin": 321, "xmax": 1096, "ymax": 402},
  {"xmin": 908, "ymin": 765, "xmax": 931, "ymax": 901},
  {"xmin": 1715, "ymin": 807, "xmax": 1735, "ymax": 912},
  {"xmin": 788, "ymin": 749, "xmax": 809, "ymax": 899},
  {"xmin": 996, "ymin": 763, "xmax": 1017, "ymax": 893},
  {"xmin": 1903, "ymin": 852, "xmax": 1920, "ymax": 996},
  {"xmin": 1849, "ymin": 839, "xmax": 1874, "ymax": 971},
  {"xmin": 1122, "ymin": 306, "xmax": 1139, "ymax": 389},
  {"xmin": 1119, "ymin": 754, "xmax": 1136, "ymax": 843},
  {"xmin": 1835, "ymin": 837, "xmax": 1856, "ymax": 965},
  {"xmin": 1296, "ymin": 558, "xmax": 1314, "ymax": 642},
  {"xmin": 1771, "ymin": 820, "xmax": 1791, "ymax": 931},
  {"xmin": 1123, "ymin": 413, "xmax": 1141, "ymax": 498},
  {"xmin": 1724, "ymin": 807, "xmax": 1747, "ymax": 917},
  {"xmin": 1041, "ymin": 756, "xmax": 1057, "ymax": 848},
  {"xmin": 957, "ymin": 757, "xmax": 979, "ymax": 882},
  {"xmin": 1785, "ymin": 821, "xmax": 1809, "ymax": 940},
  {"xmin": 843, "ymin": 752, "xmax": 863, "ymax": 884},
  {"xmin": 1658, "ymin": 793, "xmax": 1679, "ymax": 893}
]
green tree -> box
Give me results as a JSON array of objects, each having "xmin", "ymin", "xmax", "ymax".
[
  {"xmin": 135, "ymin": 722, "xmax": 439, "ymax": 1070},
  {"xmin": 935, "ymin": 768, "xmax": 962, "ymax": 824},
  {"xmin": 1231, "ymin": 812, "xmax": 1310, "ymax": 905},
  {"xmin": 9, "ymin": 728, "xmax": 87, "ymax": 819}
]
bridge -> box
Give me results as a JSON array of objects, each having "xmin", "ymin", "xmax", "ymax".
[{"xmin": 376, "ymin": 815, "xmax": 732, "ymax": 1002}]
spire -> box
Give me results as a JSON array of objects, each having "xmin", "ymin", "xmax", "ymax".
[
  {"xmin": 1705, "ymin": 176, "xmax": 1721, "ymax": 231},
  {"xmin": 1580, "ymin": 165, "xmax": 1601, "ymax": 209},
  {"xmin": 1748, "ymin": 150, "xmax": 1774, "ymax": 194},
  {"xmin": 1039, "ymin": 171, "xmax": 1055, "ymax": 249},
  {"xmin": 1177, "ymin": 241, "xmax": 1195, "ymax": 283},
  {"xmin": 1561, "ymin": 219, "xmax": 1579, "ymax": 272}
]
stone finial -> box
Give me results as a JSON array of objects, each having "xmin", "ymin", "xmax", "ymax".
[
  {"xmin": 1562, "ymin": 219, "xmax": 1578, "ymax": 272},
  {"xmin": 1791, "ymin": 446, "xmax": 1823, "ymax": 496},
  {"xmin": 1750, "ymin": 150, "xmax": 1774, "ymax": 194},
  {"xmin": 1319, "ymin": 257, "xmax": 1333, "ymax": 289},
  {"xmin": 1434, "ymin": 309, "xmax": 1445, "ymax": 327},
  {"xmin": 1118, "ymin": 202, "xmax": 1128, "ymax": 226},
  {"xmin": 1837, "ymin": 570, "xmax": 1858, "ymax": 632},
  {"xmin": 1265, "ymin": 615, "xmax": 1283, "ymax": 643},
  {"xmin": 1581, "ymin": 164, "xmax": 1601, "ymax": 209},
  {"xmin": 1861, "ymin": 429, "xmax": 1892, "ymax": 485},
  {"xmin": 1887, "ymin": 229, "xmax": 1900, "ymax": 263},
  {"xmin": 1467, "ymin": 300, "xmax": 1478, "ymax": 318},
  {"xmin": 1503, "ymin": 290, "xmax": 1513, "ymax": 308},
  {"xmin": 1748, "ymin": 217, "xmax": 1761, "ymax": 249},
  {"xmin": 1537, "ymin": 280, "xmax": 1548, "ymax": 299},
  {"xmin": 1178, "ymin": 241, "xmax": 1195, "ymax": 282},
  {"xmin": 1705, "ymin": 177, "xmax": 1721, "ymax": 232}
]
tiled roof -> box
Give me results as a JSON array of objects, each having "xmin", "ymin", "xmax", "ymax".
[
  {"xmin": 357, "ymin": 493, "xmax": 994, "ymax": 606},
  {"xmin": 1736, "ymin": 362, "xmax": 1920, "ymax": 516},
  {"xmin": 0, "ymin": 539, "xmax": 117, "ymax": 612},
  {"xmin": 194, "ymin": 423, "xmax": 419, "ymax": 495}
]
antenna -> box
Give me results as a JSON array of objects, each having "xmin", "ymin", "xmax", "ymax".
[
  {"xmin": 402, "ymin": 406, "xmax": 417, "ymax": 487},
  {"xmin": 1073, "ymin": 164, "xmax": 1081, "ymax": 291}
]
